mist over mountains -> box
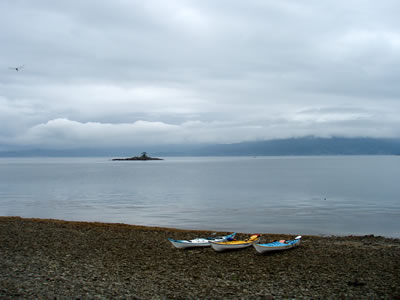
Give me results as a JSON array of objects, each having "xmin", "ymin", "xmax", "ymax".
[{"xmin": 1, "ymin": 137, "xmax": 400, "ymax": 157}]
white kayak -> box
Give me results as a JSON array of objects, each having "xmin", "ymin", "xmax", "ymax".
[
  {"xmin": 168, "ymin": 232, "xmax": 236, "ymax": 249},
  {"xmin": 210, "ymin": 234, "xmax": 260, "ymax": 252},
  {"xmin": 253, "ymin": 235, "xmax": 302, "ymax": 254}
]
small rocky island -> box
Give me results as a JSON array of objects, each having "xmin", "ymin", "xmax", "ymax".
[{"xmin": 112, "ymin": 152, "xmax": 163, "ymax": 161}]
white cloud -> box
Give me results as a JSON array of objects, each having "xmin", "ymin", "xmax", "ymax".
[{"xmin": 14, "ymin": 119, "xmax": 181, "ymax": 148}]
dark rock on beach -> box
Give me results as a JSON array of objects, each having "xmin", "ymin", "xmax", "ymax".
[
  {"xmin": 112, "ymin": 152, "xmax": 163, "ymax": 161},
  {"xmin": 1, "ymin": 217, "xmax": 399, "ymax": 299}
]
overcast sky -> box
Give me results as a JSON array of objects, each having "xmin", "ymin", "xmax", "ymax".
[{"xmin": 1, "ymin": 1, "xmax": 400, "ymax": 150}]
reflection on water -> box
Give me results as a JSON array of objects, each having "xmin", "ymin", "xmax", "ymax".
[{"xmin": 0, "ymin": 156, "xmax": 399, "ymax": 237}]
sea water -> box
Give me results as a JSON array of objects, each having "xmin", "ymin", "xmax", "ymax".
[{"xmin": 0, "ymin": 156, "xmax": 399, "ymax": 237}]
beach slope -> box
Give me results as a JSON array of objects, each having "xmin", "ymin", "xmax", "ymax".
[{"xmin": 1, "ymin": 217, "xmax": 399, "ymax": 299}]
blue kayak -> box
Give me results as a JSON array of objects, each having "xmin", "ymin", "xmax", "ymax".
[{"xmin": 253, "ymin": 235, "xmax": 302, "ymax": 253}]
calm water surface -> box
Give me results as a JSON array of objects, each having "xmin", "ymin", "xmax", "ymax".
[{"xmin": 0, "ymin": 156, "xmax": 399, "ymax": 237}]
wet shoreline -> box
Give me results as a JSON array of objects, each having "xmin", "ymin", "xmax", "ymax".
[{"xmin": 1, "ymin": 216, "xmax": 399, "ymax": 299}]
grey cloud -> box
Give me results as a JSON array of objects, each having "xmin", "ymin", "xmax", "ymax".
[{"xmin": 1, "ymin": 1, "xmax": 400, "ymax": 150}]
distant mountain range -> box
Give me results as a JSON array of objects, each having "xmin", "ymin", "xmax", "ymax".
[
  {"xmin": 180, "ymin": 137, "xmax": 400, "ymax": 156},
  {"xmin": 1, "ymin": 137, "xmax": 400, "ymax": 157}
]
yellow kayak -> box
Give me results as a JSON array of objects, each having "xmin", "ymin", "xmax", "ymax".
[{"xmin": 210, "ymin": 234, "xmax": 260, "ymax": 252}]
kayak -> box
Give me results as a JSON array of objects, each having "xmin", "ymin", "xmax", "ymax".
[
  {"xmin": 210, "ymin": 234, "xmax": 260, "ymax": 252},
  {"xmin": 253, "ymin": 235, "xmax": 302, "ymax": 254},
  {"xmin": 168, "ymin": 232, "xmax": 236, "ymax": 249}
]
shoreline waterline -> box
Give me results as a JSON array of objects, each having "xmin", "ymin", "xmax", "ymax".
[
  {"xmin": 1, "ymin": 216, "xmax": 399, "ymax": 299},
  {"xmin": 1, "ymin": 216, "xmax": 397, "ymax": 239}
]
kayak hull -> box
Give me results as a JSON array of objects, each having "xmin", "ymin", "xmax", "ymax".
[
  {"xmin": 210, "ymin": 241, "xmax": 257, "ymax": 252},
  {"xmin": 210, "ymin": 234, "xmax": 260, "ymax": 252},
  {"xmin": 168, "ymin": 233, "xmax": 236, "ymax": 249},
  {"xmin": 253, "ymin": 236, "xmax": 302, "ymax": 254}
]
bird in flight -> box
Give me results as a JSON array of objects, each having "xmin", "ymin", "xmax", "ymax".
[{"xmin": 9, "ymin": 65, "xmax": 25, "ymax": 71}]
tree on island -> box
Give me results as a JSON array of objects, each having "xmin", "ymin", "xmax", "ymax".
[{"xmin": 112, "ymin": 152, "xmax": 163, "ymax": 161}]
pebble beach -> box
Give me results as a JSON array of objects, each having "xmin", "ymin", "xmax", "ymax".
[{"xmin": 1, "ymin": 216, "xmax": 399, "ymax": 299}]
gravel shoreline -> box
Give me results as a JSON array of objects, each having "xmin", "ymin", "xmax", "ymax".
[{"xmin": 1, "ymin": 216, "xmax": 399, "ymax": 299}]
